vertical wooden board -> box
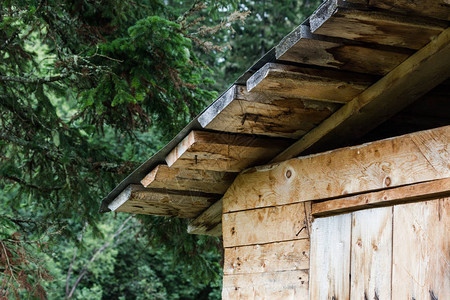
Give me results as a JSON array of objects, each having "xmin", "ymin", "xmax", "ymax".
[
  {"xmin": 392, "ymin": 198, "xmax": 450, "ymax": 299},
  {"xmin": 224, "ymin": 239, "xmax": 310, "ymax": 275},
  {"xmin": 350, "ymin": 207, "xmax": 392, "ymax": 300},
  {"xmin": 222, "ymin": 270, "xmax": 309, "ymax": 300},
  {"xmin": 222, "ymin": 202, "xmax": 309, "ymax": 248},
  {"xmin": 309, "ymin": 213, "xmax": 352, "ymax": 299}
]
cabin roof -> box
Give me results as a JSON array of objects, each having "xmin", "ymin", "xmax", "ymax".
[{"xmin": 100, "ymin": 0, "xmax": 450, "ymax": 226}]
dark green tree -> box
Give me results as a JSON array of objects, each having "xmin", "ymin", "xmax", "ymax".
[{"xmin": 0, "ymin": 0, "xmax": 321, "ymax": 298}]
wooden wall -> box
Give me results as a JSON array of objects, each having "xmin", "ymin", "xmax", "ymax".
[
  {"xmin": 221, "ymin": 126, "xmax": 449, "ymax": 299},
  {"xmin": 222, "ymin": 202, "xmax": 311, "ymax": 299},
  {"xmin": 309, "ymin": 198, "xmax": 449, "ymax": 300}
]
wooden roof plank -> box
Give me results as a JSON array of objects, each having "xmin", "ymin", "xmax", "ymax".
[
  {"xmin": 347, "ymin": 0, "xmax": 450, "ymax": 21},
  {"xmin": 276, "ymin": 24, "xmax": 412, "ymax": 75},
  {"xmin": 107, "ymin": 185, "xmax": 219, "ymax": 218},
  {"xmin": 272, "ymin": 27, "xmax": 450, "ymax": 163},
  {"xmin": 199, "ymin": 85, "xmax": 340, "ymax": 139},
  {"xmin": 310, "ymin": 0, "xmax": 447, "ymax": 49},
  {"xmin": 141, "ymin": 164, "xmax": 235, "ymax": 194},
  {"xmin": 165, "ymin": 130, "xmax": 292, "ymax": 172},
  {"xmin": 247, "ymin": 63, "xmax": 376, "ymax": 104}
]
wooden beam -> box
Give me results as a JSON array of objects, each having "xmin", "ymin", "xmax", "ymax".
[
  {"xmin": 310, "ymin": 0, "xmax": 446, "ymax": 49},
  {"xmin": 107, "ymin": 184, "xmax": 219, "ymax": 218},
  {"xmin": 272, "ymin": 27, "xmax": 450, "ymax": 162},
  {"xmin": 140, "ymin": 164, "xmax": 235, "ymax": 194},
  {"xmin": 187, "ymin": 198, "xmax": 223, "ymax": 236},
  {"xmin": 165, "ymin": 130, "xmax": 292, "ymax": 172},
  {"xmin": 222, "ymin": 202, "xmax": 309, "ymax": 248},
  {"xmin": 276, "ymin": 24, "xmax": 412, "ymax": 75},
  {"xmin": 198, "ymin": 85, "xmax": 339, "ymax": 139},
  {"xmin": 312, "ymin": 178, "xmax": 450, "ymax": 217},
  {"xmin": 224, "ymin": 239, "xmax": 310, "ymax": 275},
  {"xmin": 222, "ymin": 270, "xmax": 309, "ymax": 300},
  {"xmin": 346, "ymin": 0, "xmax": 450, "ymax": 21},
  {"xmin": 246, "ymin": 63, "xmax": 375, "ymax": 104},
  {"xmin": 223, "ymin": 126, "xmax": 450, "ymax": 213}
]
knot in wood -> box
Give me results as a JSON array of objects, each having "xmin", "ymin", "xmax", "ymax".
[{"xmin": 286, "ymin": 169, "xmax": 292, "ymax": 179}]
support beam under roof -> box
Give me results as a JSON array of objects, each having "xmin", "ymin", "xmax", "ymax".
[{"xmin": 271, "ymin": 27, "xmax": 450, "ymax": 163}]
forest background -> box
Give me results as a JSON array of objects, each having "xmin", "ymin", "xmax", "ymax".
[{"xmin": 0, "ymin": 1, "xmax": 320, "ymax": 299}]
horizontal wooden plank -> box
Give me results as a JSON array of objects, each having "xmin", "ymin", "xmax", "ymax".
[
  {"xmin": 224, "ymin": 239, "xmax": 310, "ymax": 275},
  {"xmin": 346, "ymin": 0, "xmax": 450, "ymax": 21},
  {"xmin": 222, "ymin": 270, "xmax": 309, "ymax": 300},
  {"xmin": 187, "ymin": 198, "xmax": 223, "ymax": 236},
  {"xmin": 392, "ymin": 198, "xmax": 450, "ymax": 299},
  {"xmin": 223, "ymin": 126, "xmax": 450, "ymax": 212},
  {"xmin": 312, "ymin": 178, "xmax": 450, "ymax": 216},
  {"xmin": 272, "ymin": 27, "xmax": 450, "ymax": 162},
  {"xmin": 222, "ymin": 202, "xmax": 309, "ymax": 247},
  {"xmin": 199, "ymin": 85, "xmax": 339, "ymax": 139},
  {"xmin": 276, "ymin": 24, "xmax": 411, "ymax": 75},
  {"xmin": 108, "ymin": 185, "xmax": 218, "ymax": 218},
  {"xmin": 247, "ymin": 63, "xmax": 375, "ymax": 104},
  {"xmin": 310, "ymin": 1, "xmax": 446, "ymax": 49},
  {"xmin": 165, "ymin": 130, "xmax": 292, "ymax": 172},
  {"xmin": 140, "ymin": 164, "xmax": 235, "ymax": 194}
]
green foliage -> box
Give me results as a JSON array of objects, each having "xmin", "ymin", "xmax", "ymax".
[{"xmin": 0, "ymin": 0, "xmax": 322, "ymax": 298}]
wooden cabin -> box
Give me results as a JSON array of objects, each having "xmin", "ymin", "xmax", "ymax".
[{"xmin": 101, "ymin": 0, "xmax": 450, "ymax": 298}]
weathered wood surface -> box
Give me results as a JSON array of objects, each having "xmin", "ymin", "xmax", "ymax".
[
  {"xmin": 223, "ymin": 126, "xmax": 450, "ymax": 213},
  {"xmin": 222, "ymin": 270, "xmax": 309, "ymax": 300},
  {"xmin": 312, "ymin": 177, "xmax": 450, "ymax": 216},
  {"xmin": 165, "ymin": 130, "xmax": 292, "ymax": 172},
  {"xmin": 310, "ymin": 0, "xmax": 446, "ymax": 49},
  {"xmin": 272, "ymin": 28, "xmax": 450, "ymax": 162},
  {"xmin": 140, "ymin": 164, "xmax": 235, "ymax": 194},
  {"xmin": 276, "ymin": 24, "xmax": 411, "ymax": 75},
  {"xmin": 346, "ymin": 0, "xmax": 450, "ymax": 20},
  {"xmin": 107, "ymin": 185, "xmax": 217, "ymax": 218},
  {"xmin": 247, "ymin": 63, "xmax": 375, "ymax": 104},
  {"xmin": 187, "ymin": 198, "xmax": 223, "ymax": 236},
  {"xmin": 350, "ymin": 207, "xmax": 392, "ymax": 300},
  {"xmin": 224, "ymin": 239, "xmax": 310, "ymax": 275},
  {"xmin": 222, "ymin": 202, "xmax": 309, "ymax": 247},
  {"xmin": 392, "ymin": 198, "xmax": 450, "ymax": 299},
  {"xmin": 199, "ymin": 85, "xmax": 339, "ymax": 139},
  {"xmin": 309, "ymin": 213, "xmax": 352, "ymax": 299}
]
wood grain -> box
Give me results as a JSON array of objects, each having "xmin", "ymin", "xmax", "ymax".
[
  {"xmin": 223, "ymin": 239, "xmax": 310, "ymax": 275},
  {"xmin": 276, "ymin": 24, "xmax": 411, "ymax": 75},
  {"xmin": 165, "ymin": 130, "xmax": 292, "ymax": 172},
  {"xmin": 107, "ymin": 185, "xmax": 218, "ymax": 218},
  {"xmin": 272, "ymin": 27, "xmax": 450, "ymax": 162},
  {"xmin": 247, "ymin": 63, "xmax": 375, "ymax": 104},
  {"xmin": 310, "ymin": 1, "xmax": 446, "ymax": 49},
  {"xmin": 346, "ymin": 0, "xmax": 450, "ymax": 21},
  {"xmin": 312, "ymin": 177, "xmax": 450, "ymax": 216},
  {"xmin": 200, "ymin": 85, "xmax": 339, "ymax": 139},
  {"xmin": 223, "ymin": 126, "xmax": 450, "ymax": 213},
  {"xmin": 140, "ymin": 164, "xmax": 235, "ymax": 194},
  {"xmin": 187, "ymin": 198, "xmax": 223, "ymax": 236},
  {"xmin": 392, "ymin": 198, "xmax": 450, "ymax": 299},
  {"xmin": 222, "ymin": 270, "xmax": 309, "ymax": 300},
  {"xmin": 350, "ymin": 207, "xmax": 392, "ymax": 300},
  {"xmin": 222, "ymin": 202, "xmax": 308, "ymax": 247},
  {"xmin": 309, "ymin": 213, "xmax": 352, "ymax": 299}
]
